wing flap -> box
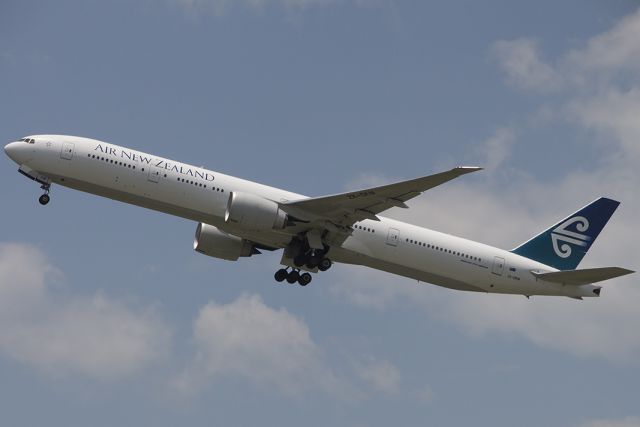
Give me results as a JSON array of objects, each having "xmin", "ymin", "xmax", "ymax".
[{"xmin": 531, "ymin": 267, "xmax": 634, "ymax": 286}]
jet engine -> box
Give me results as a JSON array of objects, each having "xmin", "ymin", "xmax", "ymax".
[
  {"xmin": 224, "ymin": 191, "xmax": 288, "ymax": 231},
  {"xmin": 194, "ymin": 223, "xmax": 257, "ymax": 261}
]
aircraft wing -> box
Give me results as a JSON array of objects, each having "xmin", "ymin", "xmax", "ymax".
[
  {"xmin": 281, "ymin": 166, "xmax": 482, "ymax": 226},
  {"xmin": 531, "ymin": 267, "xmax": 635, "ymax": 286}
]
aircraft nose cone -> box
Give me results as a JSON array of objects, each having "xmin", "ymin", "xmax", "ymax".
[
  {"xmin": 4, "ymin": 142, "xmax": 17, "ymax": 159},
  {"xmin": 4, "ymin": 141, "xmax": 32, "ymax": 165}
]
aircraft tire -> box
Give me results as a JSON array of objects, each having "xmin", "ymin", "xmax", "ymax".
[
  {"xmin": 286, "ymin": 270, "xmax": 299, "ymax": 284},
  {"xmin": 274, "ymin": 269, "xmax": 288, "ymax": 282},
  {"xmin": 318, "ymin": 258, "xmax": 332, "ymax": 271},
  {"xmin": 298, "ymin": 273, "xmax": 312, "ymax": 286}
]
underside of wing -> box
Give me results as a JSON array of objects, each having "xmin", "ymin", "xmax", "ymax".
[
  {"xmin": 281, "ymin": 166, "xmax": 482, "ymax": 226},
  {"xmin": 531, "ymin": 267, "xmax": 634, "ymax": 286}
]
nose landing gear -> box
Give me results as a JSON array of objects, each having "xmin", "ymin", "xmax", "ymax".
[{"xmin": 38, "ymin": 183, "xmax": 51, "ymax": 205}]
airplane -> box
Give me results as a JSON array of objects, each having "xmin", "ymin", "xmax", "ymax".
[{"xmin": 4, "ymin": 135, "xmax": 634, "ymax": 298}]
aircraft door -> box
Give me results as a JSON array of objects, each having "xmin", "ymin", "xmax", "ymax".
[
  {"xmin": 386, "ymin": 228, "xmax": 400, "ymax": 246},
  {"xmin": 60, "ymin": 142, "xmax": 74, "ymax": 160},
  {"xmin": 148, "ymin": 165, "xmax": 162, "ymax": 183},
  {"xmin": 492, "ymin": 256, "xmax": 505, "ymax": 276}
]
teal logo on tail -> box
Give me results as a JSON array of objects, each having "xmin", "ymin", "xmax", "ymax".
[
  {"xmin": 551, "ymin": 216, "xmax": 591, "ymax": 258},
  {"xmin": 511, "ymin": 197, "xmax": 620, "ymax": 270}
]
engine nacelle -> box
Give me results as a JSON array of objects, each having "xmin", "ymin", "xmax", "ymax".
[
  {"xmin": 194, "ymin": 223, "xmax": 255, "ymax": 261},
  {"xmin": 224, "ymin": 191, "xmax": 287, "ymax": 231}
]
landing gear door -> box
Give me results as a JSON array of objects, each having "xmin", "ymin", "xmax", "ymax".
[
  {"xmin": 386, "ymin": 228, "xmax": 400, "ymax": 246},
  {"xmin": 279, "ymin": 252, "xmax": 318, "ymax": 273},
  {"xmin": 60, "ymin": 142, "xmax": 74, "ymax": 160},
  {"xmin": 492, "ymin": 256, "xmax": 505, "ymax": 276}
]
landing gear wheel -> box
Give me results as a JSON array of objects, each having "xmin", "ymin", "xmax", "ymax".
[
  {"xmin": 274, "ymin": 269, "xmax": 288, "ymax": 283},
  {"xmin": 318, "ymin": 258, "xmax": 332, "ymax": 272},
  {"xmin": 298, "ymin": 273, "xmax": 312, "ymax": 286},
  {"xmin": 286, "ymin": 270, "xmax": 300, "ymax": 284},
  {"xmin": 38, "ymin": 194, "xmax": 50, "ymax": 205}
]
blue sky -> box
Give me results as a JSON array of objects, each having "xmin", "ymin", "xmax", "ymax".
[{"xmin": 1, "ymin": 1, "xmax": 639, "ymax": 426}]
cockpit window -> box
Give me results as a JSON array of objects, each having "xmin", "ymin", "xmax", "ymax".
[{"xmin": 19, "ymin": 137, "xmax": 35, "ymax": 144}]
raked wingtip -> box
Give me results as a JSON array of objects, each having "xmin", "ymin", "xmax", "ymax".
[{"xmin": 456, "ymin": 166, "xmax": 483, "ymax": 172}]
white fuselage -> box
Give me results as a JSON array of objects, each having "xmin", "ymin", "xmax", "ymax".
[{"xmin": 6, "ymin": 135, "xmax": 600, "ymax": 298}]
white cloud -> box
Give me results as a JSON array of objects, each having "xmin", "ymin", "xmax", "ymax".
[
  {"xmin": 566, "ymin": 9, "xmax": 640, "ymax": 74},
  {"xmin": 579, "ymin": 416, "xmax": 640, "ymax": 427},
  {"xmin": 176, "ymin": 293, "xmax": 349, "ymax": 396},
  {"xmin": 478, "ymin": 127, "xmax": 516, "ymax": 173},
  {"xmin": 353, "ymin": 356, "xmax": 401, "ymax": 394},
  {"xmin": 492, "ymin": 39, "xmax": 562, "ymax": 91},
  {"xmin": 0, "ymin": 243, "xmax": 170, "ymax": 380},
  {"xmin": 568, "ymin": 87, "xmax": 640, "ymax": 161},
  {"xmin": 494, "ymin": 8, "xmax": 640, "ymax": 91}
]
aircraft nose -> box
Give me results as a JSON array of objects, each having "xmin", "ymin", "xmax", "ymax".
[
  {"xmin": 4, "ymin": 142, "xmax": 17, "ymax": 159},
  {"xmin": 4, "ymin": 141, "xmax": 33, "ymax": 165}
]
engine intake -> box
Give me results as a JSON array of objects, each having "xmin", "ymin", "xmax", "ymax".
[
  {"xmin": 225, "ymin": 191, "xmax": 288, "ymax": 231},
  {"xmin": 194, "ymin": 223, "xmax": 257, "ymax": 261}
]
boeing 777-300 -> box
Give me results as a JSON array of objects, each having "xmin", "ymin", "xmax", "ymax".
[{"xmin": 4, "ymin": 135, "xmax": 634, "ymax": 298}]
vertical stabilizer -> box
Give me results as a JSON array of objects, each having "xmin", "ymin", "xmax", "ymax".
[{"xmin": 511, "ymin": 197, "xmax": 620, "ymax": 270}]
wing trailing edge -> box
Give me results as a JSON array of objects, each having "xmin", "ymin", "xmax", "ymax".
[{"xmin": 281, "ymin": 166, "xmax": 483, "ymax": 226}]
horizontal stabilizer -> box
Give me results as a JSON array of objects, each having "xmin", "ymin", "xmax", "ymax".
[{"xmin": 531, "ymin": 267, "xmax": 634, "ymax": 286}]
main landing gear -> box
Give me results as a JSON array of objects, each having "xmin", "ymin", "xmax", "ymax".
[
  {"xmin": 293, "ymin": 251, "xmax": 332, "ymax": 272},
  {"xmin": 273, "ymin": 237, "xmax": 333, "ymax": 287},
  {"xmin": 273, "ymin": 251, "xmax": 332, "ymax": 287},
  {"xmin": 38, "ymin": 183, "xmax": 51, "ymax": 205},
  {"xmin": 274, "ymin": 268, "xmax": 312, "ymax": 286}
]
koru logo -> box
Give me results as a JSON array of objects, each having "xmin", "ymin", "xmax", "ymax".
[{"xmin": 551, "ymin": 216, "xmax": 591, "ymax": 258}]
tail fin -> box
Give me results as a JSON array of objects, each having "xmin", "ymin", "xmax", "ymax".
[{"xmin": 511, "ymin": 197, "xmax": 620, "ymax": 270}]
